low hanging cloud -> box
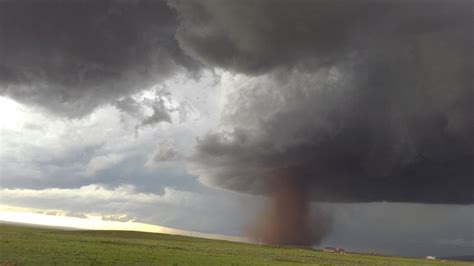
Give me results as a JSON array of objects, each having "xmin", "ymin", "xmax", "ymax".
[
  {"xmin": 0, "ymin": 0, "xmax": 198, "ymax": 117},
  {"xmin": 184, "ymin": 0, "xmax": 473, "ymax": 205}
]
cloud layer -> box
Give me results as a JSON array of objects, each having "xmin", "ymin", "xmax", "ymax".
[
  {"xmin": 0, "ymin": 0, "xmax": 197, "ymax": 117},
  {"xmin": 187, "ymin": 0, "xmax": 474, "ymax": 204},
  {"xmin": 1, "ymin": 0, "xmax": 472, "ymax": 206}
]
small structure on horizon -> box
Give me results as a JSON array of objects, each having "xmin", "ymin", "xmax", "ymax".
[
  {"xmin": 323, "ymin": 247, "xmax": 346, "ymax": 254},
  {"xmin": 426, "ymin": 256, "xmax": 436, "ymax": 260}
]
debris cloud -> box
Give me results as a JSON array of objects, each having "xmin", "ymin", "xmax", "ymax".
[{"xmin": 246, "ymin": 178, "xmax": 332, "ymax": 246}]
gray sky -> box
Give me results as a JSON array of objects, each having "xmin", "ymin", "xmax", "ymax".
[{"xmin": 0, "ymin": 0, "xmax": 473, "ymax": 257}]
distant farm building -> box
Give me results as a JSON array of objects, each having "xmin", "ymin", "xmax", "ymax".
[{"xmin": 323, "ymin": 247, "xmax": 346, "ymax": 254}]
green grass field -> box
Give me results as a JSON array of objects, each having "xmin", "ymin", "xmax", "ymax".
[{"xmin": 0, "ymin": 224, "xmax": 470, "ymax": 265}]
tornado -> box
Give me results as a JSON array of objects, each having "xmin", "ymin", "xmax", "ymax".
[{"xmin": 246, "ymin": 178, "xmax": 332, "ymax": 246}]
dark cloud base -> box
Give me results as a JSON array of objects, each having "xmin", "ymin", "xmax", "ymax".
[
  {"xmin": 188, "ymin": 0, "xmax": 474, "ymax": 205},
  {"xmin": 0, "ymin": 0, "xmax": 198, "ymax": 117},
  {"xmin": 1, "ymin": 0, "xmax": 472, "ymax": 205}
]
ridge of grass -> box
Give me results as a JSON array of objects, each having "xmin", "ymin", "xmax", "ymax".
[{"xmin": 0, "ymin": 224, "xmax": 470, "ymax": 265}]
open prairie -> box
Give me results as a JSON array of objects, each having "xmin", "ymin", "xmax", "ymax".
[{"xmin": 0, "ymin": 224, "xmax": 469, "ymax": 266}]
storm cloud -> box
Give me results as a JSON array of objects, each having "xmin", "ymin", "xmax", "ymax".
[
  {"xmin": 185, "ymin": 0, "xmax": 474, "ymax": 204},
  {"xmin": 2, "ymin": 0, "xmax": 471, "ymax": 203},
  {"xmin": 0, "ymin": 0, "xmax": 197, "ymax": 117}
]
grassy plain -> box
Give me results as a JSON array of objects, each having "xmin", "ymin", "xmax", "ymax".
[{"xmin": 0, "ymin": 224, "xmax": 470, "ymax": 265}]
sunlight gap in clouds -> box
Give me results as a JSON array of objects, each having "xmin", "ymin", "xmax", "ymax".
[
  {"xmin": 0, "ymin": 97, "xmax": 28, "ymax": 130},
  {"xmin": 0, "ymin": 205, "xmax": 246, "ymax": 243}
]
